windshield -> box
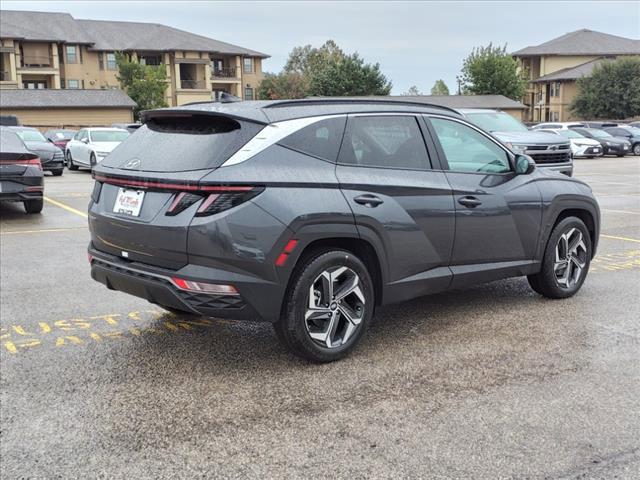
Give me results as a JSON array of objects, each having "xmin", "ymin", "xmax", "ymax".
[
  {"xmin": 17, "ymin": 130, "xmax": 47, "ymax": 142},
  {"xmin": 586, "ymin": 128, "xmax": 611, "ymax": 138},
  {"xmin": 51, "ymin": 130, "xmax": 76, "ymax": 140},
  {"xmin": 558, "ymin": 130, "xmax": 584, "ymax": 139},
  {"xmin": 464, "ymin": 112, "xmax": 529, "ymax": 132},
  {"xmin": 90, "ymin": 130, "xmax": 130, "ymax": 142}
]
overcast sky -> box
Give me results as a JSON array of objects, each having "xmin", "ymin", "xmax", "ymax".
[{"xmin": 3, "ymin": 1, "xmax": 639, "ymax": 94}]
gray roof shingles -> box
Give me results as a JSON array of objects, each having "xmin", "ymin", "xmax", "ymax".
[
  {"xmin": 0, "ymin": 10, "xmax": 268, "ymax": 57},
  {"xmin": 533, "ymin": 58, "xmax": 613, "ymax": 82},
  {"xmin": 513, "ymin": 29, "xmax": 640, "ymax": 56},
  {"xmin": 0, "ymin": 89, "xmax": 136, "ymax": 108}
]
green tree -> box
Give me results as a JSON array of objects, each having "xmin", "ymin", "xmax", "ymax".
[
  {"xmin": 430, "ymin": 79, "xmax": 450, "ymax": 95},
  {"xmin": 571, "ymin": 57, "xmax": 640, "ymax": 119},
  {"xmin": 257, "ymin": 72, "xmax": 308, "ymax": 100},
  {"xmin": 258, "ymin": 40, "xmax": 392, "ymax": 100},
  {"xmin": 402, "ymin": 85, "xmax": 422, "ymax": 96},
  {"xmin": 115, "ymin": 52, "xmax": 167, "ymax": 118},
  {"xmin": 460, "ymin": 43, "xmax": 526, "ymax": 100}
]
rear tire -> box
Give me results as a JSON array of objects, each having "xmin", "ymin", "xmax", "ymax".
[
  {"xmin": 274, "ymin": 249, "xmax": 374, "ymax": 362},
  {"xmin": 24, "ymin": 198, "xmax": 43, "ymax": 214},
  {"xmin": 90, "ymin": 153, "xmax": 97, "ymax": 169},
  {"xmin": 67, "ymin": 151, "xmax": 78, "ymax": 170},
  {"xmin": 51, "ymin": 168, "xmax": 63, "ymax": 176},
  {"xmin": 527, "ymin": 217, "xmax": 592, "ymax": 299}
]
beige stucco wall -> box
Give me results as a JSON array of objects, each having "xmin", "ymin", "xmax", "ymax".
[
  {"xmin": 540, "ymin": 55, "xmax": 599, "ymax": 76},
  {"xmin": 0, "ymin": 107, "xmax": 134, "ymax": 130},
  {"xmin": 503, "ymin": 108, "xmax": 524, "ymax": 121}
]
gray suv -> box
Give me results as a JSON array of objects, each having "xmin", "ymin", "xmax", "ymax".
[
  {"xmin": 458, "ymin": 109, "xmax": 574, "ymax": 176},
  {"xmin": 88, "ymin": 99, "xmax": 600, "ymax": 362}
]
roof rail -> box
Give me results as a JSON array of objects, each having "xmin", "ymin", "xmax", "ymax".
[{"xmin": 263, "ymin": 97, "xmax": 460, "ymax": 114}]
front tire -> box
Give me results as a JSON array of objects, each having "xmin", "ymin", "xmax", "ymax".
[
  {"xmin": 24, "ymin": 198, "xmax": 43, "ymax": 214},
  {"xmin": 274, "ymin": 249, "xmax": 375, "ymax": 362},
  {"xmin": 528, "ymin": 217, "xmax": 592, "ymax": 299},
  {"xmin": 51, "ymin": 168, "xmax": 64, "ymax": 176},
  {"xmin": 66, "ymin": 151, "xmax": 78, "ymax": 170},
  {"xmin": 90, "ymin": 153, "xmax": 97, "ymax": 169},
  {"xmin": 633, "ymin": 143, "xmax": 640, "ymax": 156}
]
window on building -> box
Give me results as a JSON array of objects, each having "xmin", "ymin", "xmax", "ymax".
[
  {"xmin": 338, "ymin": 116, "xmax": 431, "ymax": 170},
  {"xmin": 67, "ymin": 79, "xmax": 79, "ymax": 89},
  {"xmin": 549, "ymin": 111, "xmax": 560, "ymax": 122},
  {"xmin": 244, "ymin": 87, "xmax": 254, "ymax": 100},
  {"xmin": 243, "ymin": 57, "xmax": 253, "ymax": 73},
  {"xmin": 66, "ymin": 45, "xmax": 77, "ymax": 64},
  {"xmin": 430, "ymin": 118, "xmax": 510, "ymax": 174},
  {"xmin": 106, "ymin": 53, "xmax": 117, "ymax": 70},
  {"xmin": 139, "ymin": 54, "xmax": 162, "ymax": 66},
  {"xmin": 22, "ymin": 81, "xmax": 47, "ymax": 89},
  {"xmin": 279, "ymin": 117, "xmax": 347, "ymax": 162}
]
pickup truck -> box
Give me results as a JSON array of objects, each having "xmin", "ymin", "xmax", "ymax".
[{"xmin": 458, "ymin": 108, "xmax": 574, "ymax": 176}]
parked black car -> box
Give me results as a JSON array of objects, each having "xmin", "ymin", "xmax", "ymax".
[
  {"xmin": 571, "ymin": 127, "xmax": 631, "ymax": 156},
  {"xmin": 6, "ymin": 126, "xmax": 65, "ymax": 175},
  {"xmin": 88, "ymin": 99, "xmax": 600, "ymax": 362},
  {"xmin": 603, "ymin": 126, "xmax": 640, "ymax": 155},
  {"xmin": 0, "ymin": 127, "xmax": 44, "ymax": 213}
]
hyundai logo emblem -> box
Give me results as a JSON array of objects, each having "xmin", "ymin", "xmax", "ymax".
[
  {"xmin": 549, "ymin": 145, "xmax": 558, "ymax": 151},
  {"xmin": 122, "ymin": 158, "xmax": 141, "ymax": 169}
]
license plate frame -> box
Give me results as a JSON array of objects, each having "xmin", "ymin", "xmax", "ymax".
[{"xmin": 113, "ymin": 188, "xmax": 145, "ymax": 217}]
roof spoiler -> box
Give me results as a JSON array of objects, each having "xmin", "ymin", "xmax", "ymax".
[
  {"xmin": 139, "ymin": 108, "xmax": 268, "ymax": 126},
  {"xmin": 264, "ymin": 97, "xmax": 460, "ymax": 115}
]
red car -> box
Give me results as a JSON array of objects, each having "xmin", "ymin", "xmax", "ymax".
[{"xmin": 44, "ymin": 129, "xmax": 77, "ymax": 149}]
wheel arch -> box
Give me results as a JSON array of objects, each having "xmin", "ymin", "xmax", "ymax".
[{"xmin": 543, "ymin": 205, "xmax": 599, "ymax": 259}]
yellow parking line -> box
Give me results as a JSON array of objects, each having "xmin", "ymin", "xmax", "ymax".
[
  {"xmin": 601, "ymin": 234, "xmax": 640, "ymax": 244},
  {"xmin": 0, "ymin": 226, "xmax": 87, "ymax": 236},
  {"xmin": 43, "ymin": 196, "xmax": 88, "ymax": 218}
]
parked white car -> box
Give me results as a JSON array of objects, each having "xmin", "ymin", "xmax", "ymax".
[
  {"xmin": 539, "ymin": 129, "xmax": 603, "ymax": 158},
  {"xmin": 65, "ymin": 127, "xmax": 130, "ymax": 170},
  {"xmin": 531, "ymin": 122, "xmax": 587, "ymax": 131}
]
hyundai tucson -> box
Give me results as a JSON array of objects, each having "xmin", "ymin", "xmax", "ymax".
[{"xmin": 89, "ymin": 99, "xmax": 600, "ymax": 362}]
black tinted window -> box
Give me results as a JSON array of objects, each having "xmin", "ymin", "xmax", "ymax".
[
  {"xmin": 279, "ymin": 117, "xmax": 346, "ymax": 162},
  {"xmin": 101, "ymin": 115, "xmax": 262, "ymax": 173},
  {"xmin": 338, "ymin": 116, "xmax": 430, "ymax": 170}
]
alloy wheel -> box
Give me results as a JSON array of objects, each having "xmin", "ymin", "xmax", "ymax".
[
  {"xmin": 634, "ymin": 144, "xmax": 640, "ymax": 156},
  {"xmin": 554, "ymin": 227, "xmax": 588, "ymax": 288},
  {"xmin": 305, "ymin": 266, "xmax": 365, "ymax": 349}
]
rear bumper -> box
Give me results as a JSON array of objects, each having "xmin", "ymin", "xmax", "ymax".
[{"xmin": 88, "ymin": 246, "xmax": 278, "ymax": 321}]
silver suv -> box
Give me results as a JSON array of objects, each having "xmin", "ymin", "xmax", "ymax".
[{"xmin": 459, "ymin": 109, "xmax": 574, "ymax": 176}]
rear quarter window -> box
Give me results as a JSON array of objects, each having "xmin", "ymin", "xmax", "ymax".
[
  {"xmin": 100, "ymin": 115, "xmax": 262, "ymax": 172},
  {"xmin": 278, "ymin": 117, "xmax": 346, "ymax": 162}
]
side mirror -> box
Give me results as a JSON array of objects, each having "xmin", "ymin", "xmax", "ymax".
[
  {"xmin": 515, "ymin": 154, "xmax": 536, "ymax": 175},
  {"xmin": 47, "ymin": 138, "xmax": 53, "ymax": 143},
  {"xmin": 81, "ymin": 138, "xmax": 89, "ymax": 144}
]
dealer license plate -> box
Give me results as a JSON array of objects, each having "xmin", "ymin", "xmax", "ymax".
[{"xmin": 113, "ymin": 188, "xmax": 145, "ymax": 216}]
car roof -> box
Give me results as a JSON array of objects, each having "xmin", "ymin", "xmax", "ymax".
[
  {"xmin": 141, "ymin": 98, "xmax": 464, "ymax": 125},
  {"xmin": 4, "ymin": 125, "xmax": 39, "ymax": 131},
  {"xmin": 456, "ymin": 108, "xmax": 503, "ymax": 114}
]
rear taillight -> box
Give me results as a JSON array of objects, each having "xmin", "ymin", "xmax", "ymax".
[
  {"xmin": 0, "ymin": 156, "xmax": 42, "ymax": 170},
  {"xmin": 195, "ymin": 188, "xmax": 263, "ymax": 217},
  {"xmin": 91, "ymin": 181, "xmax": 103, "ymax": 203},
  {"xmin": 165, "ymin": 192, "xmax": 203, "ymax": 216}
]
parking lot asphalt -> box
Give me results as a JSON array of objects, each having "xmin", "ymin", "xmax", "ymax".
[{"xmin": 1, "ymin": 158, "xmax": 639, "ymax": 479}]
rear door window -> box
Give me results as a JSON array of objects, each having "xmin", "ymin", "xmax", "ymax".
[
  {"xmin": 338, "ymin": 116, "xmax": 431, "ymax": 170},
  {"xmin": 278, "ymin": 117, "xmax": 346, "ymax": 162},
  {"xmin": 100, "ymin": 115, "xmax": 263, "ymax": 172}
]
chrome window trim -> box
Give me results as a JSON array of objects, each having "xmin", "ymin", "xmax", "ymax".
[{"xmin": 221, "ymin": 114, "xmax": 345, "ymax": 167}]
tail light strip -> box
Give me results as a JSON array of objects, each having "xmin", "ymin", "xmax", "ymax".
[
  {"xmin": 0, "ymin": 157, "xmax": 42, "ymax": 171},
  {"xmin": 92, "ymin": 173, "xmax": 253, "ymax": 192}
]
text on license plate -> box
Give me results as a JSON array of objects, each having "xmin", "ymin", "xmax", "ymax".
[{"xmin": 113, "ymin": 188, "xmax": 145, "ymax": 216}]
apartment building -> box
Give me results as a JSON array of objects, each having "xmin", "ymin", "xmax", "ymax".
[
  {"xmin": 513, "ymin": 29, "xmax": 640, "ymax": 122},
  {"xmin": 0, "ymin": 10, "xmax": 268, "ymax": 107}
]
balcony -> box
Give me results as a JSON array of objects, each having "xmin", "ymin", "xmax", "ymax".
[
  {"xmin": 212, "ymin": 67, "xmax": 236, "ymax": 79},
  {"xmin": 21, "ymin": 55, "xmax": 53, "ymax": 68},
  {"xmin": 180, "ymin": 79, "xmax": 206, "ymax": 90}
]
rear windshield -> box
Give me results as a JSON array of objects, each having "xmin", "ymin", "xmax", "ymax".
[
  {"xmin": 48, "ymin": 130, "xmax": 76, "ymax": 140},
  {"xmin": 100, "ymin": 115, "xmax": 263, "ymax": 172},
  {"xmin": 90, "ymin": 130, "xmax": 130, "ymax": 142},
  {"xmin": 17, "ymin": 129, "xmax": 47, "ymax": 142}
]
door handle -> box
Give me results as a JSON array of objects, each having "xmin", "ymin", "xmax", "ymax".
[
  {"xmin": 354, "ymin": 194, "xmax": 384, "ymax": 207},
  {"xmin": 458, "ymin": 196, "xmax": 482, "ymax": 208}
]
